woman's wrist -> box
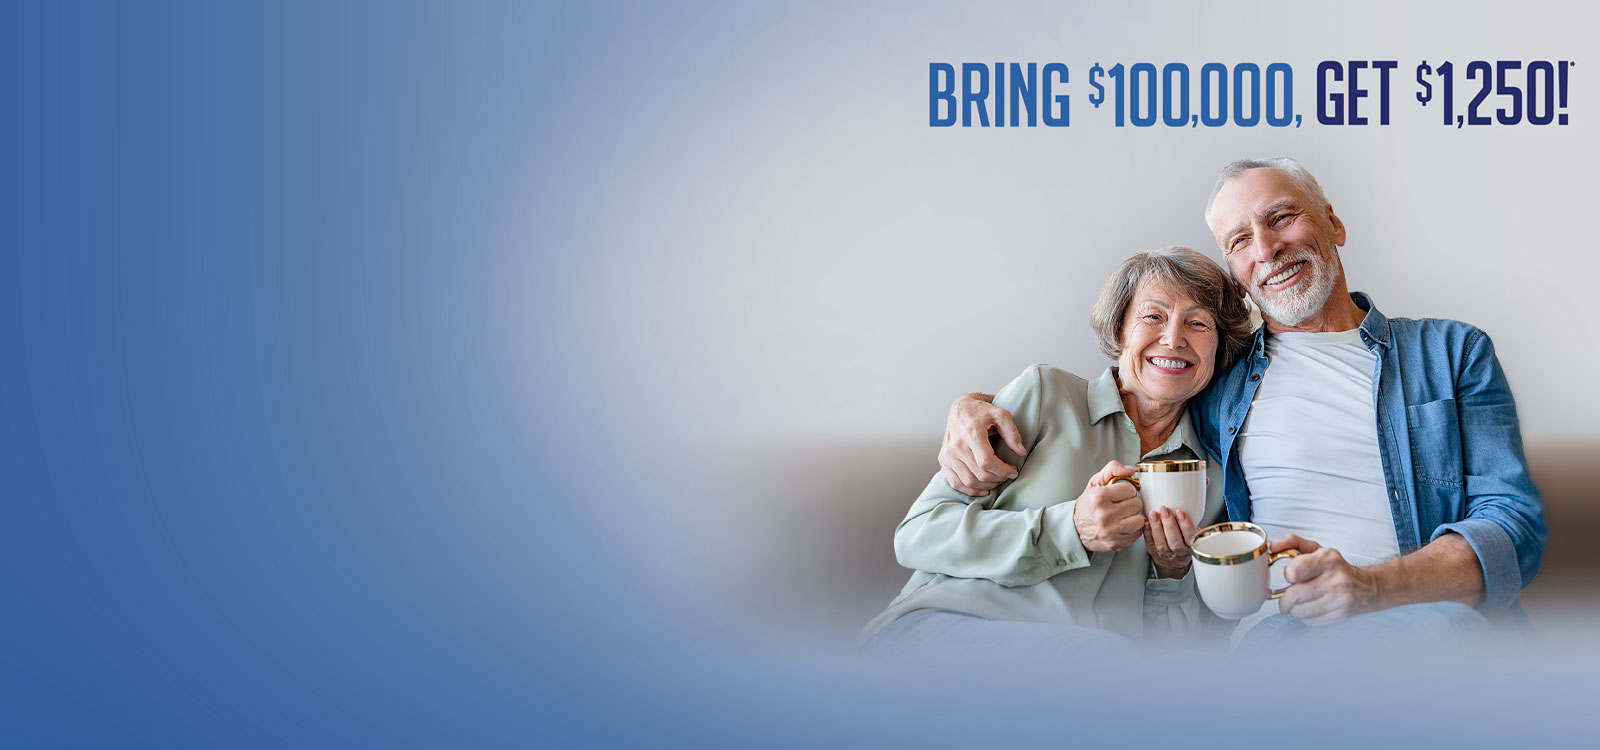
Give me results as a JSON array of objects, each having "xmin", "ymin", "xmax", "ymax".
[{"xmin": 1153, "ymin": 560, "xmax": 1191, "ymax": 579}]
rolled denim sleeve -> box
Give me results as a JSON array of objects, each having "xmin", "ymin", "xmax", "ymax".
[
  {"xmin": 1437, "ymin": 329, "xmax": 1546, "ymax": 611},
  {"xmin": 893, "ymin": 366, "xmax": 1092, "ymax": 587},
  {"xmin": 1431, "ymin": 518, "xmax": 1522, "ymax": 611}
]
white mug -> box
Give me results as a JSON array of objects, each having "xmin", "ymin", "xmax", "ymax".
[
  {"xmin": 1110, "ymin": 459, "xmax": 1205, "ymax": 521},
  {"xmin": 1190, "ymin": 522, "xmax": 1299, "ymax": 619}
]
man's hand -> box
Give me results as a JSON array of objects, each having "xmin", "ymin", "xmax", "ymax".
[
  {"xmin": 938, "ymin": 393, "xmax": 1027, "ymax": 496},
  {"xmin": 1075, "ymin": 462, "xmax": 1145, "ymax": 552},
  {"xmin": 1273, "ymin": 535, "xmax": 1381, "ymax": 626}
]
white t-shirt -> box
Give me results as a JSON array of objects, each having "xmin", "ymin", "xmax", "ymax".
[{"xmin": 1233, "ymin": 329, "xmax": 1401, "ymax": 641}]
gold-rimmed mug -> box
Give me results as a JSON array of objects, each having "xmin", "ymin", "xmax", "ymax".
[
  {"xmin": 1190, "ymin": 521, "xmax": 1300, "ymax": 619},
  {"xmin": 1109, "ymin": 459, "xmax": 1205, "ymax": 521}
]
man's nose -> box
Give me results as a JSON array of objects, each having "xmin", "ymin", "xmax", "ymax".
[{"xmin": 1249, "ymin": 225, "xmax": 1285, "ymax": 263}]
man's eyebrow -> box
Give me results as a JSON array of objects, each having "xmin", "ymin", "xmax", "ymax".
[
  {"xmin": 1260, "ymin": 199, "xmax": 1298, "ymax": 217},
  {"xmin": 1219, "ymin": 199, "xmax": 1302, "ymax": 241}
]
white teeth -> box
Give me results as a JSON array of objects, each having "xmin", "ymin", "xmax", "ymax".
[
  {"xmin": 1265, "ymin": 262, "xmax": 1305, "ymax": 286},
  {"xmin": 1150, "ymin": 357, "xmax": 1191, "ymax": 369}
]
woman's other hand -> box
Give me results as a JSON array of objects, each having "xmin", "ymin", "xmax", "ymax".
[{"xmin": 1145, "ymin": 507, "xmax": 1199, "ymax": 579}]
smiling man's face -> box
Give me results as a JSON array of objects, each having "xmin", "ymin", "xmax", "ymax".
[{"xmin": 1207, "ymin": 168, "xmax": 1347, "ymax": 329}]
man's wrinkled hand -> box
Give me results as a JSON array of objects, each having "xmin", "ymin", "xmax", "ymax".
[
  {"xmin": 1276, "ymin": 535, "xmax": 1381, "ymax": 626},
  {"xmin": 938, "ymin": 393, "xmax": 1026, "ymax": 496}
]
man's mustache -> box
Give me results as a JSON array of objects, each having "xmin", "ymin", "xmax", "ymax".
[{"xmin": 1254, "ymin": 253, "xmax": 1318, "ymax": 287}]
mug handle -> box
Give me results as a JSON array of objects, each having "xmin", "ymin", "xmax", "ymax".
[
  {"xmin": 1110, "ymin": 476, "xmax": 1140, "ymax": 490},
  {"xmin": 1266, "ymin": 549, "xmax": 1300, "ymax": 599}
]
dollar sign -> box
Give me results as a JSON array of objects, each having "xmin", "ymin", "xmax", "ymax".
[
  {"xmin": 1416, "ymin": 60, "xmax": 1434, "ymax": 105},
  {"xmin": 1089, "ymin": 62, "xmax": 1106, "ymax": 108}
]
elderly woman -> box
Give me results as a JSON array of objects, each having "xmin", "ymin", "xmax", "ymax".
[{"xmin": 861, "ymin": 246, "xmax": 1254, "ymax": 654}]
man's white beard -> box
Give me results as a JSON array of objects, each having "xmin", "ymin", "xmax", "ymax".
[{"xmin": 1251, "ymin": 254, "xmax": 1338, "ymax": 327}]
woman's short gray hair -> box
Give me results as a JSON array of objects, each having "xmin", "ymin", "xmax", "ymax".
[{"xmin": 1089, "ymin": 246, "xmax": 1255, "ymax": 370}]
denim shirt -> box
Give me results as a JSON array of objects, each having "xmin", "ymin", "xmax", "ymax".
[{"xmin": 1192, "ymin": 293, "xmax": 1546, "ymax": 613}]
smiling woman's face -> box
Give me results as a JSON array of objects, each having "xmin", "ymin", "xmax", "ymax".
[{"xmin": 1115, "ymin": 276, "xmax": 1219, "ymax": 409}]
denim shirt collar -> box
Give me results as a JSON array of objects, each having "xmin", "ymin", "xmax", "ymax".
[
  {"xmin": 1247, "ymin": 291, "xmax": 1392, "ymax": 353},
  {"xmin": 1089, "ymin": 366, "xmax": 1205, "ymax": 458},
  {"xmin": 1351, "ymin": 291, "xmax": 1392, "ymax": 351}
]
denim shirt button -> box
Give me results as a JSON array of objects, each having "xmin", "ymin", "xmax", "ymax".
[
  {"xmin": 1250, "ymin": 373, "xmax": 1260, "ymax": 382},
  {"xmin": 1228, "ymin": 426, "xmax": 1236, "ymax": 434}
]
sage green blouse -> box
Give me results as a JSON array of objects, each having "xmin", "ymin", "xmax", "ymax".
[{"xmin": 861, "ymin": 364, "xmax": 1225, "ymax": 645}]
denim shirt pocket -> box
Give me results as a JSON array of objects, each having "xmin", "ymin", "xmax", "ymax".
[{"xmin": 1407, "ymin": 398, "xmax": 1464, "ymax": 489}]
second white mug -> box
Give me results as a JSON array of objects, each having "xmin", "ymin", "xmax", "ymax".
[{"xmin": 1190, "ymin": 521, "xmax": 1300, "ymax": 619}]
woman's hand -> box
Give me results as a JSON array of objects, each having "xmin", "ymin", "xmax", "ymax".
[
  {"xmin": 1074, "ymin": 461, "xmax": 1145, "ymax": 552},
  {"xmin": 1145, "ymin": 507, "xmax": 1199, "ymax": 579}
]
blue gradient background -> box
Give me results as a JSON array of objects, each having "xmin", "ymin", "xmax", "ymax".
[{"xmin": 4, "ymin": 1, "xmax": 1597, "ymax": 746}]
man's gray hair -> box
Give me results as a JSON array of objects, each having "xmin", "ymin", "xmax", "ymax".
[
  {"xmin": 1203, "ymin": 156, "xmax": 1330, "ymax": 226},
  {"xmin": 1089, "ymin": 246, "xmax": 1254, "ymax": 371}
]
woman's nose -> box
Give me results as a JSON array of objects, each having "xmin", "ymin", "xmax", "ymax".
[{"xmin": 1161, "ymin": 319, "xmax": 1187, "ymax": 348}]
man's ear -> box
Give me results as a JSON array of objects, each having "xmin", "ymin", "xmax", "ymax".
[{"xmin": 1325, "ymin": 204, "xmax": 1348, "ymax": 246}]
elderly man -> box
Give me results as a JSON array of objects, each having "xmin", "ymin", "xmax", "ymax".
[{"xmin": 940, "ymin": 157, "xmax": 1545, "ymax": 649}]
